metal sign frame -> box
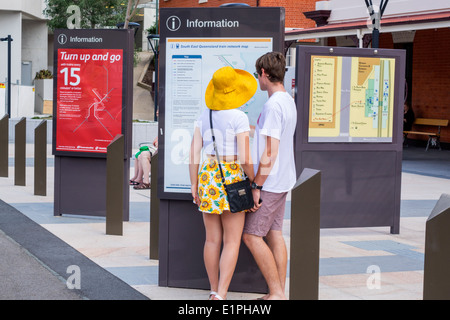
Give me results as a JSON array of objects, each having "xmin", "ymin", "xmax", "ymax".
[
  {"xmin": 52, "ymin": 29, "xmax": 133, "ymax": 219},
  {"xmin": 295, "ymin": 46, "xmax": 406, "ymax": 234}
]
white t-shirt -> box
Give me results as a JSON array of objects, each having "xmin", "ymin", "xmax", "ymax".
[
  {"xmin": 195, "ymin": 109, "xmax": 250, "ymax": 156},
  {"xmin": 252, "ymin": 91, "xmax": 297, "ymax": 193}
]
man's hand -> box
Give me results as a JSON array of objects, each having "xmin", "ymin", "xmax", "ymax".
[{"xmin": 250, "ymin": 188, "xmax": 262, "ymax": 212}]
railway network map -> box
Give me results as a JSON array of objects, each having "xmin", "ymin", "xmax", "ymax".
[{"xmin": 308, "ymin": 55, "xmax": 395, "ymax": 143}]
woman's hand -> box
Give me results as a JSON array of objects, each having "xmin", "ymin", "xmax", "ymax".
[{"xmin": 191, "ymin": 183, "xmax": 200, "ymax": 206}]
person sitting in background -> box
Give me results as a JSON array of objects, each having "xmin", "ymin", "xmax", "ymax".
[
  {"xmin": 404, "ymin": 102, "xmax": 415, "ymax": 131},
  {"xmin": 130, "ymin": 137, "xmax": 158, "ymax": 189}
]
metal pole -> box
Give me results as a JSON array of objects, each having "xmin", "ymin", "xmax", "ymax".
[
  {"xmin": 147, "ymin": 35, "xmax": 159, "ymax": 121},
  {"xmin": 364, "ymin": 1, "xmax": 389, "ymax": 49},
  {"xmin": 0, "ymin": 114, "xmax": 8, "ymax": 177},
  {"xmin": 424, "ymin": 194, "xmax": 450, "ymax": 299},
  {"xmin": 289, "ymin": 168, "xmax": 321, "ymax": 300},
  {"xmin": 106, "ymin": 134, "xmax": 125, "ymax": 236},
  {"xmin": 14, "ymin": 117, "xmax": 26, "ymax": 186},
  {"xmin": 154, "ymin": 0, "xmax": 159, "ymax": 122},
  {"xmin": 1, "ymin": 35, "xmax": 13, "ymax": 117},
  {"xmin": 154, "ymin": 51, "xmax": 158, "ymax": 121},
  {"xmin": 34, "ymin": 120, "xmax": 47, "ymax": 196},
  {"xmin": 7, "ymin": 35, "xmax": 11, "ymax": 117}
]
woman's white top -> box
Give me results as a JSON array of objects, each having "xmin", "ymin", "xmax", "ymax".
[{"xmin": 195, "ymin": 109, "xmax": 250, "ymax": 156}]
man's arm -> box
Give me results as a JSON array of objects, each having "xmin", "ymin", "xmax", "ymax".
[{"xmin": 251, "ymin": 135, "xmax": 279, "ymax": 210}]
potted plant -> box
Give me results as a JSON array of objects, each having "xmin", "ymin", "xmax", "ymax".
[{"xmin": 34, "ymin": 69, "xmax": 53, "ymax": 115}]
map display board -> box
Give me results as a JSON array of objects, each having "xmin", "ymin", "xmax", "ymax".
[
  {"xmin": 295, "ymin": 46, "xmax": 406, "ymax": 234},
  {"xmin": 308, "ymin": 55, "xmax": 395, "ymax": 143},
  {"xmin": 164, "ymin": 37, "xmax": 272, "ymax": 193}
]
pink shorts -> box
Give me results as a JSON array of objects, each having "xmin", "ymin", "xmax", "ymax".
[{"xmin": 243, "ymin": 190, "xmax": 288, "ymax": 237}]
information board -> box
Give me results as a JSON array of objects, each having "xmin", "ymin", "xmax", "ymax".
[
  {"xmin": 308, "ymin": 55, "xmax": 395, "ymax": 143},
  {"xmin": 295, "ymin": 46, "xmax": 406, "ymax": 234},
  {"xmin": 157, "ymin": 7, "xmax": 284, "ymax": 293},
  {"xmin": 52, "ymin": 29, "xmax": 133, "ymax": 219},
  {"xmin": 53, "ymin": 29, "xmax": 130, "ymax": 157}
]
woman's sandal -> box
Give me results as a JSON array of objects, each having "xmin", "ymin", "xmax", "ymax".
[
  {"xmin": 208, "ymin": 291, "xmax": 218, "ymax": 300},
  {"xmin": 129, "ymin": 180, "xmax": 139, "ymax": 185},
  {"xmin": 133, "ymin": 183, "xmax": 150, "ymax": 190},
  {"xmin": 208, "ymin": 291, "xmax": 225, "ymax": 300}
]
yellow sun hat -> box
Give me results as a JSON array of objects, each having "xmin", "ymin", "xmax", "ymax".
[{"xmin": 205, "ymin": 66, "xmax": 257, "ymax": 111}]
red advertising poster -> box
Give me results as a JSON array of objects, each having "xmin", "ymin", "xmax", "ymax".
[{"xmin": 55, "ymin": 48, "xmax": 123, "ymax": 154}]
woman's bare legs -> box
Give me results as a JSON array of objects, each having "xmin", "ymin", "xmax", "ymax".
[
  {"xmin": 203, "ymin": 213, "xmax": 222, "ymax": 295},
  {"xmin": 202, "ymin": 210, "xmax": 245, "ymax": 300},
  {"xmin": 217, "ymin": 211, "xmax": 245, "ymax": 299}
]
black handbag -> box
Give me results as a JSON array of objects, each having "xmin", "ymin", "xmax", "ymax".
[{"xmin": 209, "ymin": 110, "xmax": 254, "ymax": 213}]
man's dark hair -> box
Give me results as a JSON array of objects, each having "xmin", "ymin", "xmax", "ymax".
[{"xmin": 255, "ymin": 52, "xmax": 286, "ymax": 83}]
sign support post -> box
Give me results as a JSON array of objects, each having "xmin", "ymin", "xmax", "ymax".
[{"xmin": 156, "ymin": 6, "xmax": 284, "ymax": 293}]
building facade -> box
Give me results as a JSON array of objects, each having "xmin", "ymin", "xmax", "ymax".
[
  {"xmin": 0, "ymin": 0, "xmax": 49, "ymax": 117},
  {"xmin": 0, "ymin": 0, "xmax": 48, "ymax": 86}
]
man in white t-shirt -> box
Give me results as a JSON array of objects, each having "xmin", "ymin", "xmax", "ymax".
[{"xmin": 243, "ymin": 52, "xmax": 297, "ymax": 300}]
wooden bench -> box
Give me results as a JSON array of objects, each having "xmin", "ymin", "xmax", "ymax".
[{"xmin": 404, "ymin": 118, "xmax": 449, "ymax": 151}]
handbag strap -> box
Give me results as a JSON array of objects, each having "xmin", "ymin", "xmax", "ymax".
[{"xmin": 209, "ymin": 109, "xmax": 226, "ymax": 184}]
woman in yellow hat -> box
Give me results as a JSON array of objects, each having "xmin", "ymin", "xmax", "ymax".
[{"xmin": 189, "ymin": 66, "xmax": 257, "ymax": 300}]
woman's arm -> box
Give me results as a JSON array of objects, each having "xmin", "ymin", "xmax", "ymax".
[{"xmin": 189, "ymin": 127, "xmax": 203, "ymax": 205}]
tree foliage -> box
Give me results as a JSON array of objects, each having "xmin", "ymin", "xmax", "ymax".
[{"xmin": 43, "ymin": 0, "xmax": 129, "ymax": 30}]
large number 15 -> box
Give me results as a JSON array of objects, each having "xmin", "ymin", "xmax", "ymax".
[{"xmin": 60, "ymin": 67, "xmax": 81, "ymax": 86}]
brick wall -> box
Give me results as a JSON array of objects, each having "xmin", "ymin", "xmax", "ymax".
[
  {"xmin": 343, "ymin": 29, "xmax": 450, "ymax": 144},
  {"xmin": 379, "ymin": 29, "xmax": 450, "ymax": 144},
  {"xmin": 411, "ymin": 28, "xmax": 450, "ymax": 144},
  {"xmin": 259, "ymin": 0, "xmax": 319, "ymax": 29}
]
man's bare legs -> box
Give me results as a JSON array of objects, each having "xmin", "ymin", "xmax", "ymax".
[
  {"xmin": 266, "ymin": 230, "xmax": 287, "ymax": 294},
  {"xmin": 243, "ymin": 230, "xmax": 287, "ymax": 300}
]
